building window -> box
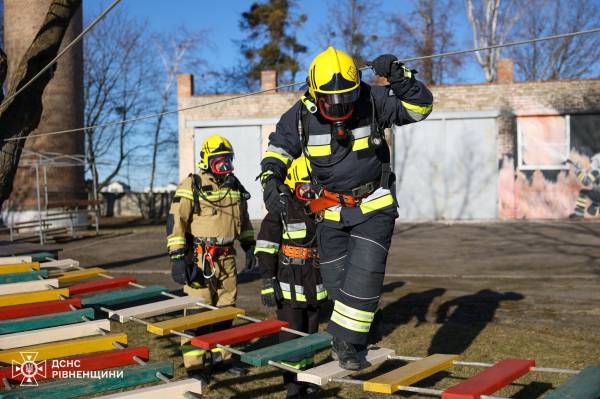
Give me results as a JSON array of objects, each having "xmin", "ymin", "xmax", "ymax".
[{"xmin": 517, "ymin": 115, "xmax": 569, "ymax": 170}]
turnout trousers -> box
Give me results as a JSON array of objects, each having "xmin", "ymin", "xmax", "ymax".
[{"xmin": 317, "ymin": 213, "xmax": 395, "ymax": 345}]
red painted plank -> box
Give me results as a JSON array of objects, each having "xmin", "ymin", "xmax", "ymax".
[
  {"xmin": 442, "ymin": 358, "xmax": 535, "ymax": 399},
  {"xmin": 0, "ymin": 346, "xmax": 149, "ymax": 384},
  {"xmin": 0, "ymin": 298, "xmax": 82, "ymax": 320},
  {"xmin": 192, "ymin": 319, "xmax": 289, "ymax": 349},
  {"xmin": 68, "ymin": 277, "xmax": 137, "ymax": 296}
]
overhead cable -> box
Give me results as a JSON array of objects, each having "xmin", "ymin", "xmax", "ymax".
[{"xmin": 5, "ymin": 26, "xmax": 600, "ymax": 142}]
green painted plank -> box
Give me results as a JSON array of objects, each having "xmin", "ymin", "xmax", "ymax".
[
  {"xmin": 544, "ymin": 365, "xmax": 600, "ymax": 399},
  {"xmin": 0, "ymin": 361, "xmax": 173, "ymax": 399},
  {"xmin": 0, "ymin": 270, "xmax": 48, "ymax": 284},
  {"xmin": 28, "ymin": 252, "xmax": 56, "ymax": 262},
  {"xmin": 0, "ymin": 308, "xmax": 94, "ymax": 334},
  {"xmin": 81, "ymin": 286, "xmax": 167, "ymax": 306},
  {"xmin": 241, "ymin": 331, "xmax": 332, "ymax": 367}
]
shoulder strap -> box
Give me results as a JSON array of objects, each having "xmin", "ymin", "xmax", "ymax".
[
  {"xmin": 189, "ymin": 173, "xmax": 202, "ymax": 215},
  {"xmin": 369, "ymin": 92, "xmax": 392, "ymax": 189}
]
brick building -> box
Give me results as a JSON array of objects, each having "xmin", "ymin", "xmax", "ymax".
[{"xmin": 177, "ymin": 61, "xmax": 600, "ymax": 220}]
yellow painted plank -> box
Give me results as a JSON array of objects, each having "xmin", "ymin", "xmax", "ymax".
[
  {"xmin": 58, "ymin": 267, "xmax": 106, "ymax": 283},
  {"xmin": 147, "ymin": 307, "xmax": 245, "ymax": 336},
  {"xmin": 363, "ymin": 354, "xmax": 459, "ymax": 394},
  {"xmin": 0, "ymin": 333, "xmax": 127, "ymax": 365},
  {"xmin": 0, "ymin": 262, "xmax": 40, "ymax": 274},
  {"xmin": 0, "ymin": 288, "xmax": 70, "ymax": 307}
]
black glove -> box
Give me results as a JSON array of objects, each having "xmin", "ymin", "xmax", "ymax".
[
  {"xmin": 245, "ymin": 247, "xmax": 257, "ymax": 271},
  {"xmin": 261, "ymin": 277, "xmax": 280, "ymax": 307},
  {"xmin": 369, "ymin": 54, "xmax": 399, "ymax": 79},
  {"xmin": 169, "ymin": 251, "xmax": 188, "ymax": 285},
  {"xmin": 263, "ymin": 177, "xmax": 291, "ymax": 216},
  {"xmin": 370, "ymin": 54, "xmax": 416, "ymax": 97}
]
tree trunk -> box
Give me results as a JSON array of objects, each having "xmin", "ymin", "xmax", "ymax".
[{"xmin": 0, "ymin": 0, "xmax": 82, "ymax": 208}]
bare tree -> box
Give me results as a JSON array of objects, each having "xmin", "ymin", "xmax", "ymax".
[
  {"xmin": 464, "ymin": 0, "xmax": 522, "ymax": 82},
  {"xmin": 389, "ymin": 0, "xmax": 462, "ymax": 85},
  {"xmin": 84, "ymin": 8, "xmax": 151, "ymax": 194},
  {"xmin": 318, "ymin": 0, "xmax": 382, "ymax": 66},
  {"xmin": 508, "ymin": 0, "xmax": 600, "ymax": 81},
  {"xmin": 0, "ymin": 0, "xmax": 81, "ymax": 208}
]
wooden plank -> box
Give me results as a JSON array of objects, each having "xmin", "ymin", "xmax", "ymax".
[
  {"xmin": 0, "ymin": 361, "xmax": 173, "ymax": 399},
  {"xmin": 0, "ymin": 262, "xmax": 40, "ymax": 274},
  {"xmin": 57, "ymin": 267, "xmax": 106, "ymax": 283},
  {"xmin": 147, "ymin": 307, "xmax": 245, "ymax": 336},
  {"xmin": 543, "ymin": 365, "xmax": 600, "ymax": 399},
  {"xmin": 0, "ymin": 346, "xmax": 149, "ymax": 383},
  {"xmin": 40, "ymin": 259, "xmax": 79, "ymax": 269},
  {"xmin": 0, "ymin": 278, "xmax": 58, "ymax": 295},
  {"xmin": 81, "ymin": 285, "xmax": 167, "ymax": 306},
  {"xmin": 0, "ymin": 288, "xmax": 69, "ymax": 307},
  {"xmin": 0, "ymin": 257, "xmax": 32, "ymax": 265},
  {"xmin": 0, "ymin": 298, "xmax": 81, "ymax": 321},
  {"xmin": 0, "ymin": 319, "xmax": 110, "ymax": 350},
  {"xmin": 297, "ymin": 347, "xmax": 394, "ymax": 386},
  {"xmin": 108, "ymin": 295, "xmax": 200, "ymax": 323},
  {"xmin": 68, "ymin": 277, "xmax": 137, "ymax": 296},
  {"xmin": 0, "ymin": 270, "xmax": 48, "ymax": 284},
  {"xmin": 241, "ymin": 331, "xmax": 332, "ymax": 367},
  {"xmin": 29, "ymin": 252, "xmax": 57, "ymax": 262},
  {"xmin": 442, "ymin": 358, "xmax": 535, "ymax": 399},
  {"xmin": 363, "ymin": 354, "xmax": 459, "ymax": 394},
  {"xmin": 0, "ymin": 308, "xmax": 93, "ymax": 335},
  {"xmin": 0, "ymin": 333, "xmax": 127, "ymax": 364},
  {"xmin": 192, "ymin": 319, "xmax": 289, "ymax": 349},
  {"xmin": 92, "ymin": 378, "xmax": 202, "ymax": 398}
]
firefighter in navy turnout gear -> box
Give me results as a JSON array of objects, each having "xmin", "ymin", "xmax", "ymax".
[
  {"xmin": 166, "ymin": 134, "xmax": 256, "ymax": 379},
  {"xmin": 255, "ymin": 157, "xmax": 327, "ymax": 398},
  {"xmin": 259, "ymin": 47, "xmax": 433, "ymax": 370},
  {"xmin": 571, "ymin": 154, "xmax": 600, "ymax": 218}
]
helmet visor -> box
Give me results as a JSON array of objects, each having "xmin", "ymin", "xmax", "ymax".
[
  {"xmin": 295, "ymin": 183, "xmax": 319, "ymax": 202},
  {"xmin": 317, "ymin": 89, "xmax": 359, "ymax": 120},
  {"xmin": 209, "ymin": 154, "xmax": 234, "ymax": 175}
]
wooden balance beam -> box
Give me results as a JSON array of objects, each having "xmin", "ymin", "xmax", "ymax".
[
  {"xmin": 147, "ymin": 307, "xmax": 245, "ymax": 336},
  {"xmin": 0, "ymin": 308, "xmax": 94, "ymax": 335},
  {"xmin": 192, "ymin": 319, "xmax": 289, "ymax": 350},
  {"xmin": 241, "ymin": 331, "xmax": 332, "ymax": 367},
  {"xmin": 92, "ymin": 378, "xmax": 203, "ymax": 398},
  {"xmin": 0, "ymin": 298, "xmax": 81, "ymax": 321},
  {"xmin": 543, "ymin": 365, "xmax": 600, "ymax": 399},
  {"xmin": 39, "ymin": 259, "xmax": 79, "ymax": 269},
  {"xmin": 0, "ymin": 288, "xmax": 70, "ymax": 307},
  {"xmin": 0, "ymin": 262, "xmax": 40, "ymax": 275},
  {"xmin": 107, "ymin": 295, "xmax": 201, "ymax": 323},
  {"xmin": 57, "ymin": 267, "xmax": 107, "ymax": 283},
  {"xmin": 0, "ymin": 270, "xmax": 48, "ymax": 284},
  {"xmin": 81, "ymin": 286, "xmax": 167, "ymax": 307},
  {"xmin": 68, "ymin": 277, "xmax": 137, "ymax": 296},
  {"xmin": 0, "ymin": 278, "xmax": 59, "ymax": 295},
  {"xmin": 0, "ymin": 257, "xmax": 32, "ymax": 265}
]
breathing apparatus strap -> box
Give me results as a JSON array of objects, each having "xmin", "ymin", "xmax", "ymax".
[{"xmin": 189, "ymin": 173, "xmax": 202, "ymax": 215}]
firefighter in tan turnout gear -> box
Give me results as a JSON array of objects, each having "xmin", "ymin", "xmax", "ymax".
[{"xmin": 166, "ymin": 134, "xmax": 256, "ymax": 380}]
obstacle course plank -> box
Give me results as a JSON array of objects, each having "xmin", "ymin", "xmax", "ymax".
[
  {"xmin": 29, "ymin": 252, "xmax": 57, "ymax": 262},
  {"xmin": 92, "ymin": 378, "xmax": 203, "ymax": 398},
  {"xmin": 0, "ymin": 262, "xmax": 40, "ymax": 274},
  {"xmin": 0, "ymin": 361, "xmax": 173, "ymax": 399},
  {"xmin": 0, "ymin": 288, "xmax": 69, "ymax": 307},
  {"xmin": 57, "ymin": 267, "xmax": 106, "ymax": 283},
  {"xmin": 0, "ymin": 319, "xmax": 110, "ymax": 350},
  {"xmin": 0, "ymin": 308, "xmax": 94, "ymax": 334},
  {"xmin": 297, "ymin": 347, "xmax": 394, "ymax": 386},
  {"xmin": 68, "ymin": 277, "xmax": 137, "ymax": 295},
  {"xmin": 543, "ymin": 365, "xmax": 600, "ymax": 399},
  {"xmin": 192, "ymin": 319, "xmax": 289, "ymax": 349},
  {"xmin": 0, "ymin": 333, "xmax": 127, "ymax": 364},
  {"xmin": 442, "ymin": 358, "xmax": 535, "ymax": 399},
  {"xmin": 0, "ymin": 257, "xmax": 32, "ymax": 265},
  {"xmin": 241, "ymin": 331, "xmax": 332, "ymax": 367},
  {"xmin": 147, "ymin": 307, "xmax": 245, "ymax": 336},
  {"xmin": 0, "ymin": 278, "xmax": 58, "ymax": 295},
  {"xmin": 364, "ymin": 354, "xmax": 459, "ymax": 394},
  {"xmin": 0, "ymin": 346, "xmax": 149, "ymax": 383},
  {"xmin": 0, "ymin": 298, "xmax": 81, "ymax": 321},
  {"xmin": 108, "ymin": 295, "xmax": 201, "ymax": 323},
  {"xmin": 40, "ymin": 259, "xmax": 79, "ymax": 269},
  {"xmin": 81, "ymin": 285, "xmax": 167, "ymax": 306},
  {"xmin": 0, "ymin": 270, "xmax": 48, "ymax": 284}
]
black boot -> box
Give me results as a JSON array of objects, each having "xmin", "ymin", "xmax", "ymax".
[
  {"xmin": 331, "ymin": 337, "xmax": 362, "ymax": 370},
  {"xmin": 186, "ymin": 368, "xmax": 210, "ymax": 386}
]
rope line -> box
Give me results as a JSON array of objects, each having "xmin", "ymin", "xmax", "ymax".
[
  {"xmin": 0, "ymin": 0, "xmax": 123, "ymax": 112},
  {"xmin": 4, "ymin": 26, "xmax": 599, "ymax": 142}
]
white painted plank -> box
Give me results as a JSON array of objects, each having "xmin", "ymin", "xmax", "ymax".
[
  {"xmin": 0, "ymin": 278, "xmax": 59, "ymax": 295},
  {"xmin": 40, "ymin": 258, "xmax": 80, "ymax": 269},
  {"xmin": 0, "ymin": 257, "xmax": 32, "ymax": 265},
  {"xmin": 93, "ymin": 378, "xmax": 202, "ymax": 398},
  {"xmin": 108, "ymin": 296, "xmax": 200, "ymax": 323},
  {"xmin": 0, "ymin": 319, "xmax": 110, "ymax": 350},
  {"xmin": 297, "ymin": 347, "xmax": 395, "ymax": 386}
]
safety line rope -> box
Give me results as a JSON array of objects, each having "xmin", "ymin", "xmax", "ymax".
[
  {"xmin": 4, "ymin": 26, "xmax": 599, "ymax": 142},
  {"xmin": 0, "ymin": 0, "xmax": 124, "ymax": 113}
]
